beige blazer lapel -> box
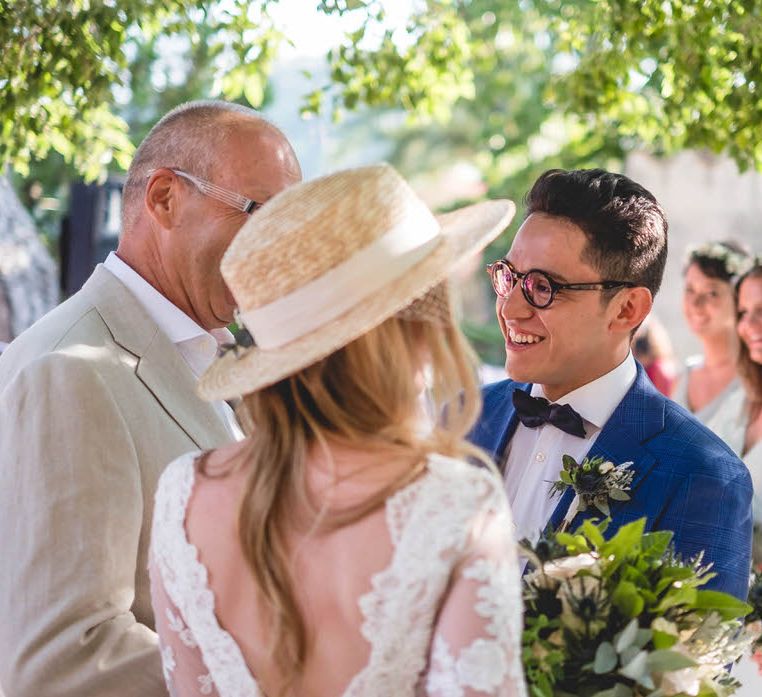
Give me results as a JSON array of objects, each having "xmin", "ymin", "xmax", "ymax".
[
  {"xmin": 136, "ymin": 335, "xmax": 231, "ymax": 450},
  {"xmin": 83, "ymin": 265, "xmax": 233, "ymax": 450}
]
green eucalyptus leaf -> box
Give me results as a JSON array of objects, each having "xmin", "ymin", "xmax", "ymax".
[
  {"xmin": 618, "ymin": 649, "xmax": 649, "ymax": 682},
  {"xmin": 645, "ymin": 649, "xmax": 697, "ymax": 673},
  {"xmin": 593, "ymin": 641, "xmax": 618, "ymax": 674},
  {"xmin": 615, "ymin": 618, "xmax": 640, "ymax": 653}
]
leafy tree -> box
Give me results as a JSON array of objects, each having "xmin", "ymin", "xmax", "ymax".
[
  {"xmin": 3, "ymin": 0, "xmax": 761, "ymax": 180},
  {"xmin": 0, "ymin": 0, "xmax": 285, "ymax": 179}
]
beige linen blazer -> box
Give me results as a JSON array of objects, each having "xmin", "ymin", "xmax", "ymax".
[{"xmin": 0, "ymin": 266, "xmax": 233, "ymax": 697}]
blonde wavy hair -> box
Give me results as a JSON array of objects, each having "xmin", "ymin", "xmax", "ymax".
[{"xmin": 200, "ymin": 285, "xmax": 491, "ymax": 694}]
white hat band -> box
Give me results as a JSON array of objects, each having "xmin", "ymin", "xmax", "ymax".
[{"xmin": 239, "ymin": 215, "xmax": 442, "ymax": 349}]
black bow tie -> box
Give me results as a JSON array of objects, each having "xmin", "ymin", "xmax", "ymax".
[{"xmin": 512, "ymin": 390, "xmax": 587, "ymax": 438}]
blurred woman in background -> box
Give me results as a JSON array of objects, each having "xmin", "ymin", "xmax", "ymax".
[
  {"xmin": 632, "ymin": 315, "xmax": 676, "ymax": 396},
  {"xmin": 673, "ymin": 241, "xmax": 750, "ymax": 422},
  {"xmin": 708, "ymin": 258, "xmax": 762, "ymax": 563}
]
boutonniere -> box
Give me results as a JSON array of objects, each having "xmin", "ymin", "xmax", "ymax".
[{"xmin": 550, "ymin": 455, "xmax": 634, "ymax": 531}]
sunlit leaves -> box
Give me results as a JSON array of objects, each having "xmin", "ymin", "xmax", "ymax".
[
  {"xmin": 537, "ymin": 0, "xmax": 762, "ymax": 171},
  {"xmin": 306, "ymin": 1, "xmax": 475, "ymax": 123},
  {"xmin": 0, "ymin": 0, "xmax": 284, "ymax": 180},
  {"xmin": 3, "ymin": 0, "xmax": 762, "ymax": 180}
]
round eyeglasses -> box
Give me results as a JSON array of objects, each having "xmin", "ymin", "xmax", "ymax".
[{"xmin": 486, "ymin": 259, "xmax": 635, "ymax": 309}]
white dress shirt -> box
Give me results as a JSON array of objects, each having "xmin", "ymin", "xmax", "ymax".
[
  {"xmin": 503, "ymin": 352, "xmax": 637, "ymax": 543},
  {"xmin": 103, "ymin": 253, "xmax": 243, "ymax": 440}
]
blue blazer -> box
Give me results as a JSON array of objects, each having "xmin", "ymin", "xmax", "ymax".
[{"xmin": 470, "ymin": 363, "xmax": 753, "ymax": 600}]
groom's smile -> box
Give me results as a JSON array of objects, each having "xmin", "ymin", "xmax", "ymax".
[{"xmin": 505, "ymin": 326, "xmax": 545, "ymax": 347}]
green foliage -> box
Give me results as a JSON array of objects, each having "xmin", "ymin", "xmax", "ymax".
[
  {"xmin": 5, "ymin": 0, "xmax": 762, "ymax": 183},
  {"xmin": 306, "ymin": 1, "xmax": 475, "ymax": 122},
  {"xmin": 540, "ymin": 0, "xmax": 762, "ymax": 172},
  {"xmin": 521, "ymin": 519, "xmax": 758, "ymax": 697},
  {"xmin": 0, "ymin": 0, "xmax": 285, "ymax": 179}
]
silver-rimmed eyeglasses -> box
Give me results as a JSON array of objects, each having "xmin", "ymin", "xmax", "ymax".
[
  {"xmin": 486, "ymin": 259, "xmax": 635, "ymax": 309},
  {"xmin": 147, "ymin": 168, "xmax": 263, "ymax": 215}
]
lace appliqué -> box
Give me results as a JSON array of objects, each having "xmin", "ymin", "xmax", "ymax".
[
  {"xmin": 425, "ymin": 556, "xmax": 525, "ymax": 696},
  {"xmin": 344, "ymin": 455, "xmax": 516, "ymax": 695},
  {"xmin": 198, "ymin": 673, "xmax": 214, "ymax": 695},
  {"xmin": 151, "ymin": 453, "xmax": 262, "ymax": 697},
  {"xmin": 166, "ymin": 607, "xmax": 199, "ymax": 648},
  {"xmin": 160, "ymin": 644, "xmax": 176, "ymax": 685}
]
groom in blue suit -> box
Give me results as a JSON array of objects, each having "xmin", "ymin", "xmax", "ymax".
[{"xmin": 471, "ymin": 168, "xmax": 752, "ymax": 599}]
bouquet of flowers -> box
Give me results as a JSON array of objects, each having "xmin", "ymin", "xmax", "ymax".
[
  {"xmin": 521, "ymin": 518, "xmax": 760, "ymax": 697},
  {"xmin": 743, "ymin": 570, "xmax": 762, "ymax": 674}
]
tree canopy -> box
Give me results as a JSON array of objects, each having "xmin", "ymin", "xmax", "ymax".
[{"xmin": 2, "ymin": 0, "xmax": 761, "ymax": 180}]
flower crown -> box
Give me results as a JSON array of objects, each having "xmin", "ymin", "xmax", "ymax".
[{"xmin": 685, "ymin": 242, "xmax": 751, "ymax": 277}]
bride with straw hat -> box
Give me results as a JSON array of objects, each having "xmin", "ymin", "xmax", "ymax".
[{"xmin": 148, "ymin": 163, "xmax": 528, "ymax": 697}]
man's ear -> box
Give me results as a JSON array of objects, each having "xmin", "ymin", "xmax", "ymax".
[
  {"xmin": 144, "ymin": 169, "xmax": 180, "ymax": 230},
  {"xmin": 609, "ymin": 286, "xmax": 653, "ymax": 334}
]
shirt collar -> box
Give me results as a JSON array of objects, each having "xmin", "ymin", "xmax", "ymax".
[
  {"xmin": 103, "ymin": 252, "xmax": 232, "ymax": 348},
  {"xmin": 531, "ymin": 352, "xmax": 637, "ymax": 430}
]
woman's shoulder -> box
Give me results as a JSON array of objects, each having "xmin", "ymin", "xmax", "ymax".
[
  {"xmin": 422, "ymin": 453, "xmax": 506, "ymax": 510},
  {"xmin": 153, "ymin": 451, "xmax": 202, "ymax": 537},
  {"xmin": 156, "ymin": 451, "xmax": 202, "ymax": 499},
  {"xmin": 704, "ymin": 386, "xmax": 748, "ymax": 456}
]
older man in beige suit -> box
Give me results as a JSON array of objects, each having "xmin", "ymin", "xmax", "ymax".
[{"xmin": 0, "ymin": 101, "xmax": 301, "ymax": 697}]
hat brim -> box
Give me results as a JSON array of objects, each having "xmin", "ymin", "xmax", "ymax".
[{"xmin": 198, "ymin": 198, "xmax": 515, "ymax": 401}]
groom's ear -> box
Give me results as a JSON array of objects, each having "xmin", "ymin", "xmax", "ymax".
[{"xmin": 607, "ymin": 286, "xmax": 653, "ymax": 334}]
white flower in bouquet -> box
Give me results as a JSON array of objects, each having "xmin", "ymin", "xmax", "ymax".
[{"xmin": 542, "ymin": 552, "xmax": 599, "ymax": 581}]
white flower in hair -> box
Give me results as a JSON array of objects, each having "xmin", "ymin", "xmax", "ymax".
[{"xmin": 685, "ymin": 242, "xmax": 751, "ymax": 276}]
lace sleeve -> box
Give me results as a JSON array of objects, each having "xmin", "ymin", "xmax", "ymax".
[
  {"xmin": 149, "ymin": 556, "xmax": 219, "ymax": 697},
  {"xmin": 424, "ymin": 499, "xmax": 527, "ymax": 697}
]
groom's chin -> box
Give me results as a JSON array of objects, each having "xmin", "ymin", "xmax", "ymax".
[{"xmin": 503, "ymin": 360, "xmax": 536, "ymax": 384}]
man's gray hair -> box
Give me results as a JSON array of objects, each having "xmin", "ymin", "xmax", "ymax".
[{"xmin": 121, "ymin": 100, "xmax": 278, "ymax": 232}]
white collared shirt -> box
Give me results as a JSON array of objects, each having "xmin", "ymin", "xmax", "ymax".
[
  {"xmin": 503, "ymin": 352, "xmax": 637, "ymax": 543},
  {"xmin": 103, "ymin": 252, "xmax": 243, "ymax": 440}
]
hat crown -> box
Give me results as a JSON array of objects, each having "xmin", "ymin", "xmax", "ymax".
[{"xmin": 221, "ymin": 164, "xmax": 438, "ymax": 313}]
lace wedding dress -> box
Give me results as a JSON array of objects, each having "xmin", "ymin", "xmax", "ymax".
[{"xmin": 149, "ymin": 452, "xmax": 527, "ymax": 697}]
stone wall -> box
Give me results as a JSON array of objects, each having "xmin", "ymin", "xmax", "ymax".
[
  {"xmin": 625, "ymin": 151, "xmax": 762, "ymax": 362},
  {"xmin": 0, "ymin": 175, "xmax": 58, "ymax": 340}
]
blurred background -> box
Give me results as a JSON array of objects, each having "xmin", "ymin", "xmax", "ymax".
[{"xmin": 2, "ymin": 0, "xmax": 761, "ymax": 368}]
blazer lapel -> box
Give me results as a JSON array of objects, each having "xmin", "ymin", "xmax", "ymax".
[
  {"xmin": 136, "ymin": 335, "xmax": 231, "ymax": 450},
  {"xmin": 85, "ymin": 265, "xmax": 233, "ymax": 450},
  {"xmin": 549, "ymin": 364, "xmax": 665, "ymax": 529},
  {"xmin": 474, "ymin": 381, "xmax": 530, "ymax": 471}
]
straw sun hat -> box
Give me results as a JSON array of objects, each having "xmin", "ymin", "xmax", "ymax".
[{"xmin": 198, "ymin": 163, "xmax": 515, "ymax": 401}]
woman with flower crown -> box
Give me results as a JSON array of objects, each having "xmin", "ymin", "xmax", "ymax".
[
  {"xmin": 147, "ymin": 164, "xmax": 527, "ymax": 697},
  {"xmin": 706, "ymin": 258, "xmax": 762, "ymax": 557},
  {"xmin": 673, "ymin": 240, "xmax": 751, "ymax": 423},
  {"xmin": 710, "ymin": 256, "xmax": 762, "ymax": 694}
]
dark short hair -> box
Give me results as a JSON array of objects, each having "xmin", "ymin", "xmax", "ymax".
[
  {"xmin": 684, "ymin": 240, "xmax": 750, "ymax": 282},
  {"xmin": 524, "ymin": 168, "xmax": 668, "ymax": 297}
]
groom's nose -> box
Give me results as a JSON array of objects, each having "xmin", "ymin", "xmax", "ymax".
[{"xmin": 498, "ymin": 283, "xmax": 533, "ymax": 321}]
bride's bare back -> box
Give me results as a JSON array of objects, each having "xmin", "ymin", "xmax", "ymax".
[{"xmin": 149, "ymin": 440, "xmax": 526, "ymax": 697}]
